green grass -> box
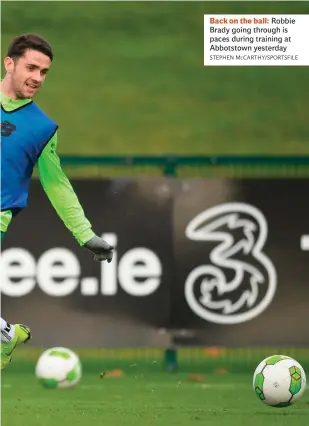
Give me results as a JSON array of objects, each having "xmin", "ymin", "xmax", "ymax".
[
  {"xmin": 2, "ymin": 1, "xmax": 309, "ymax": 155},
  {"xmin": 2, "ymin": 348, "xmax": 309, "ymax": 426},
  {"xmin": 2, "ymin": 369, "xmax": 309, "ymax": 426}
]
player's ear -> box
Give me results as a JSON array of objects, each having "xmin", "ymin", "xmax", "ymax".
[{"xmin": 4, "ymin": 57, "xmax": 15, "ymax": 74}]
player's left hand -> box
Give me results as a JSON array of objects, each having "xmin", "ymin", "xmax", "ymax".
[{"xmin": 84, "ymin": 236, "xmax": 114, "ymax": 263}]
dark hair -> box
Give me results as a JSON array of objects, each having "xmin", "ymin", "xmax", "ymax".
[{"xmin": 7, "ymin": 33, "xmax": 53, "ymax": 61}]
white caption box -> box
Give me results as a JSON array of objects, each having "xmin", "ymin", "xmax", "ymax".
[{"xmin": 204, "ymin": 14, "xmax": 309, "ymax": 66}]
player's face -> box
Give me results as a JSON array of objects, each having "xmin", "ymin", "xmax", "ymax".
[{"xmin": 6, "ymin": 49, "xmax": 51, "ymax": 99}]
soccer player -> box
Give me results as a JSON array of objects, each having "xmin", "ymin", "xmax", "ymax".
[{"xmin": 1, "ymin": 34, "xmax": 114, "ymax": 369}]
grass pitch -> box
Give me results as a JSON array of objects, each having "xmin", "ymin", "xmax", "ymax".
[
  {"xmin": 2, "ymin": 2, "xmax": 309, "ymax": 156},
  {"xmin": 2, "ymin": 361, "xmax": 308, "ymax": 426}
]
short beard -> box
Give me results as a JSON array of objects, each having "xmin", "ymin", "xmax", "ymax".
[
  {"xmin": 10, "ymin": 71, "xmax": 29, "ymax": 100},
  {"xmin": 15, "ymin": 89, "xmax": 29, "ymax": 100}
]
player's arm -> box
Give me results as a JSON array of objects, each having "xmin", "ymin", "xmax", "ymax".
[{"xmin": 37, "ymin": 132, "xmax": 113, "ymax": 262}]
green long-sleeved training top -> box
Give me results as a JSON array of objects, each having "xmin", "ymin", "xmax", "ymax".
[{"xmin": 1, "ymin": 92, "xmax": 95, "ymax": 245}]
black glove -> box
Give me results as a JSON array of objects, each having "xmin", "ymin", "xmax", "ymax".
[{"xmin": 84, "ymin": 236, "xmax": 114, "ymax": 263}]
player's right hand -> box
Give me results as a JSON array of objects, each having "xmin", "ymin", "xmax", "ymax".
[{"xmin": 83, "ymin": 236, "xmax": 114, "ymax": 263}]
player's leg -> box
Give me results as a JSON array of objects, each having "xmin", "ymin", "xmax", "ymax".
[
  {"xmin": 1, "ymin": 230, "xmax": 32, "ymax": 368},
  {"xmin": 1, "ymin": 318, "xmax": 32, "ymax": 370},
  {"xmin": 1, "ymin": 318, "xmax": 16, "ymax": 343},
  {"xmin": 1, "ymin": 229, "xmax": 31, "ymax": 369}
]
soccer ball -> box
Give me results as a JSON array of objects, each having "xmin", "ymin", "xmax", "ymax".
[
  {"xmin": 35, "ymin": 347, "xmax": 82, "ymax": 389},
  {"xmin": 253, "ymin": 355, "xmax": 306, "ymax": 407}
]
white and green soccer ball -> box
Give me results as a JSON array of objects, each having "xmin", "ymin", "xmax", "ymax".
[
  {"xmin": 253, "ymin": 355, "xmax": 306, "ymax": 407},
  {"xmin": 35, "ymin": 347, "xmax": 82, "ymax": 389}
]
